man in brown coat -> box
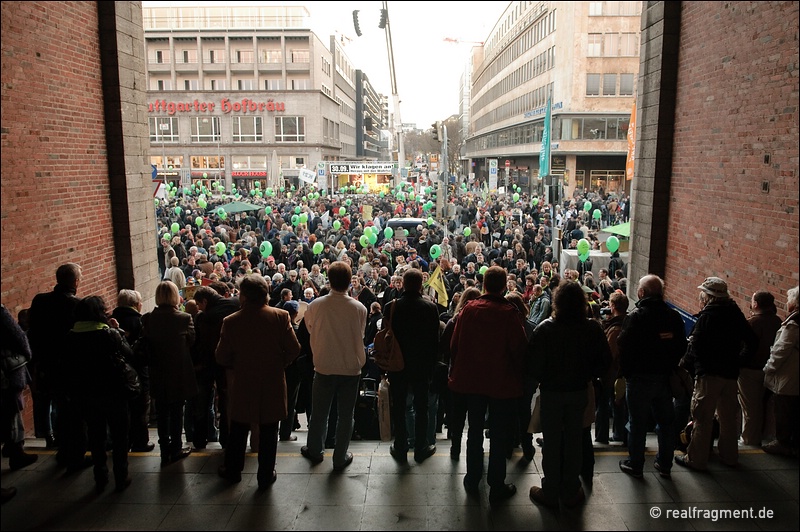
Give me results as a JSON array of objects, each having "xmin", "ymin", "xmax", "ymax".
[{"xmin": 216, "ymin": 274, "xmax": 301, "ymax": 489}]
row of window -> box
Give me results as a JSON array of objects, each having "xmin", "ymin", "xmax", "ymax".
[
  {"xmin": 474, "ymin": 82, "xmax": 554, "ymax": 132},
  {"xmin": 588, "ymin": 1, "xmax": 640, "ymax": 16},
  {"xmin": 150, "ymin": 116, "xmax": 306, "ymax": 143},
  {"xmin": 149, "ymin": 48, "xmax": 310, "ymax": 64},
  {"xmin": 587, "ymin": 33, "xmax": 638, "ymax": 57},
  {"xmin": 150, "ymin": 78, "xmax": 311, "ymax": 91},
  {"xmin": 472, "ymin": 46, "xmax": 555, "ymax": 117},
  {"xmin": 467, "ymin": 114, "xmax": 631, "ymax": 152},
  {"xmin": 586, "ymin": 73, "xmax": 635, "ymax": 96}
]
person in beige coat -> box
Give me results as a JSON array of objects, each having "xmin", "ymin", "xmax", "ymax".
[{"xmin": 216, "ymin": 274, "xmax": 301, "ymax": 489}]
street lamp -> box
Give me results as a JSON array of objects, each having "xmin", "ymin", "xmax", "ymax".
[{"xmin": 159, "ymin": 120, "xmax": 169, "ymax": 185}]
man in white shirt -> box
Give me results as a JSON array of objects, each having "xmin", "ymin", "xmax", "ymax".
[{"xmin": 300, "ymin": 261, "xmax": 367, "ymax": 472}]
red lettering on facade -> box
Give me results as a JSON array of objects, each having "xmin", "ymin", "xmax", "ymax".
[{"xmin": 148, "ymin": 99, "xmax": 285, "ymax": 114}]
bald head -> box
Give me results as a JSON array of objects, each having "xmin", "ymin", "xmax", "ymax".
[{"xmin": 638, "ymin": 274, "xmax": 664, "ymax": 299}]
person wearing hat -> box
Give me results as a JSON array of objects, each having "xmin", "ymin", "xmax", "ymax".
[{"xmin": 675, "ymin": 277, "xmax": 758, "ymax": 471}]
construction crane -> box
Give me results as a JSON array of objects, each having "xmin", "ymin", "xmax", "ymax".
[{"xmin": 443, "ymin": 37, "xmax": 484, "ymax": 45}]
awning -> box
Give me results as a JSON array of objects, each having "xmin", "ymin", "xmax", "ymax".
[
  {"xmin": 220, "ymin": 201, "xmax": 262, "ymax": 214},
  {"xmin": 601, "ymin": 221, "xmax": 630, "ymax": 237}
]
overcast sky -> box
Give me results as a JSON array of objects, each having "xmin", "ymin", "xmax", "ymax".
[{"xmin": 142, "ymin": 1, "xmax": 507, "ymax": 127}]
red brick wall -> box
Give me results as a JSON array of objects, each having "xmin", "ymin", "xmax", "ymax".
[
  {"xmin": 1, "ymin": 2, "xmax": 120, "ymax": 435},
  {"xmin": 1, "ymin": 2, "xmax": 120, "ymax": 311},
  {"xmin": 665, "ymin": 1, "xmax": 799, "ymax": 316}
]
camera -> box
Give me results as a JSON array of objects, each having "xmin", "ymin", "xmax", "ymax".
[{"xmin": 600, "ymin": 307, "xmax": 611, "ymax": 318}]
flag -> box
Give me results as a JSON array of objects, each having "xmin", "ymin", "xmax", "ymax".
[
  {"xmin": 539, "ymin": 95, "xmax": 552, "ymax": 178},
  {"xmin": 626, "ymin": 100, "xmax": 636, "ymax": 181},
  {"xmin": 424, "ymin": 264, "xmax": 449, "ymax": 309}
]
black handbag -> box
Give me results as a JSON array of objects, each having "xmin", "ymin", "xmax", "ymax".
[{"xmin": 110, "ymin": 330, "xmax": 140, "ymax": 400}]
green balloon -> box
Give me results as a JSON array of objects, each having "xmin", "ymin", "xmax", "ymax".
[
  {"xmin": 216, "ymin": 207, "xmax": 225, "ymax": 217},
  {"xmin": 339, "ymin": 207, "xmax": 346, "ymax": 215},
  {"xmin": 360, "ymin": 235, "xmax": 369, "ymax": 247},
  {"xmin": 606, "ymin": 236, "xmax": 620, "ymax": 253},
  {"xmin": 427, "ymin": 217, "xmax": 434, "ymax": 226},
  {"xmin": 533, "ymin": 197, "xmax": 539, "ymax": 205},
  {"xmin": 368, "ymin": 232, "xmax": 377, "ymax": 245},
  {"xmin": 174, "ymin": 206, "xmax": 182, "ymax": 215},
  {"xmin": 479, "ymin": 265, "xmax": 488, "ymax": 275},
  {"xmin": 162, "ymin": 233, "xmax": 171, "ymax": 242},
  {"xmin": 463, "ymin": 227, "xmax": 471, "ymax": 237},
  {"xmin": 219, "ymin": 210, "xmax": 227, "ymax": 220},
  {"xmin": 260, "ymin": 241, "xmax": 273, "ymax": 256},
  {"xmin": 295, "ymin": 206, "xmax": 301, "ymax": 214},
  {"xmin": 579, "ymin": 252, "xmax": 590, "ymax": 262},
  {"xmin": 592, "ymin": 208, "xmax": 602, "ymax": 220},
  {"xmin": 513, "ymin": 193, "xmax": 520, "ymax": 202},
  {"xmin": 299, "ymin": 213, "xmax": 308, "ymax": 223},
  {"xmin": 154, "ymin": 199, "xmax": 159, "ymax": 207},
  {"xmin": 333, "ymin": 220, "xmax": 341, "ymax": 230},
  {"xmin": 265, "ymin": 206, "xmax": 272, "ymax": 214},
  {"xmin": 584, "ymin": 201, "xmax": 592, "ymax": 212},
  {"xmin": 291, "ymin": 214, "xmax": 299, "ymax": 226},
  {"xmin": 170, "ymin": 222, "xmax": 179, "ymax": 234},
  {"xmin": 313, "ymin": 242, "xmax": 324, "ymax": 255},
  {"xmin": 577, "ymin": 238, "xmax": 590, "ymax": 255},
  {"xmin": 430, "ymin": 244, "xmax": 441, "ymax": 259},
  {"xmin": 346, "ymin": 199, "xmax": 352, "ymax": 206},
  {"xmin": 384, "ymin": 227, "xmax": 394, "ymax": 239},
  {"xmin": 215, "ymin": 242, "xmax": 226, "ymax": 256},
  {"xmin": 195, "ymin": 216, "xmax": 203, "ymax": 227},
  {"xmin": 198, "ymin": 198, "xmax": 207, "ymax": 208},
  {"xmin": 255, "ymin": 181, "xmax": 260, "ymax": 188}
]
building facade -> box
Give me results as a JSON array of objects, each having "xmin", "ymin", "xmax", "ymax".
[
  {"xmin": 142, "ymin": 4, "xmax": 389, "ymax": 194},
  {"xmin": 464, "ymin": 0, "xmax": 641, "ymax": 198}
]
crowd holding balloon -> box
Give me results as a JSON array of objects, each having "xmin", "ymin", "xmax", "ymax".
[{"xmin": 3, "ymin": 176, "xmax": 796, "ymax": 506}]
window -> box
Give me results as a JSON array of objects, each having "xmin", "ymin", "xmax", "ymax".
[
  {"xmin": 589, "ymin": 2, "xmax": 603, "ymax": 16},
  {"xmin": 588, "ymin": 34, "xmax": 602, "ymax": 56},
  {"xmin": 584, "ymin": 118, "xmax": 607, "ymax": 139},
  {"xmin": 232, "ymin": 116, "xmax": 263, "ymax": 142},
  {"xmin": 209, "ymin": 78, "xmax": 227, "ymax": 90},
  {"xmin": 149, "ymin": 117, "xmax": 179, "ymax": 142},
  {"xmin": 620, "ymin": 33, "xmax": 638, "ymax": 56},
  {"xmin": 586, "ymin": 74, "xmax": 601, "ymax": 96},
  {"xmin": 206, "ymin": 49, "xmax": 224, "ymax": 63},
  {"xmin": 235, "ymin": 50, "xmax": 254, "ymax": 63},
  {"xmin": 261, "ymin": 49, "xmax": 282, "ymax": 63},
  {"xmin": 155, "ymin": 79, "xmax": 172, "ymax": 90},
  {"xmin": 291, "ymin": 79, "xmax": 311, "ymax": 90},
  {"xmin": 264, "ymin": 79, "xmax": 284, "ymax": 90},
  {"xmin": 153, "ymin": 50, "xmax": 169, "ymax": 63},
  {"xmin": 184, "ymin": 79, "xmax": 200, "ymax": 90},
  {"xmin": 190, "ymin": 116, "xmax": 221, "ymax": 142},
  {"xmin": 181, "ymin": 50, "xmax": 197, "ymax": 63},
  {"xmin": 620, "ymin": 74, "xmax": 634, "ymax": 96},
  {"xmin": 602, "ymin": 74, "xmax": 617, "ymax": 96},
  {"xmin": 232, "ymin": 155, "xmax": 267, "ymax": 170},
  {"xmin": 275, "ymin": 116, "xmax": 305, "ymax": 142},
  {"xmin": 237, "ymin": 79, "xmax": 256, "ymax": 90},
  {"xmin": 291, "ymin": 50, "xmax": 310, "ymax": 63}
]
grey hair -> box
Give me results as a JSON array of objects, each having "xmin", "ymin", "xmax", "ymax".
[{"xmin": 788, "ymin": 286, "xmax": 800, "ymax": 309}]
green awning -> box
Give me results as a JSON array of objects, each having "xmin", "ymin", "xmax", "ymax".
[
  {"xmin": 601, "ymin": 221, "xmax": 630, "ymax": 237},
  {"xmin": 220, "ymin": 201, "xmax": 262, "ymax": 214}
]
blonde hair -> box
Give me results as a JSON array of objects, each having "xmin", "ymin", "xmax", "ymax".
[
  {"xmin": 117, "ymin": 289, "xmax": 142, "ymax": 308},
  {"xmin": 155, "ymin": 281, "xmax": 180, "ymax": 307}
]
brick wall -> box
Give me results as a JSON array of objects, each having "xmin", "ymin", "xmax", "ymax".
[
  {"xmin": 633, "ymin": 1, "xmax": 799, "ymax": 317},
  {"xmin": 1, "ymin": 1, "xmax": 157, "ymax": 436}
]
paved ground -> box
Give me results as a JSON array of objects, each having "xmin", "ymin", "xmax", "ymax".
[{"xmin": 1, "ymin": 428, "xmax": 797, "ymax": 531}]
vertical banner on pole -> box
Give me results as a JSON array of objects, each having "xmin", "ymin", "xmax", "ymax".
[
  {"xmin": 539, "ymin": 96, "xmax": 552, "ymax": 178},
  {"xmin": 626, "ymin": 100, "xmax": 636, "ymax": 181}
]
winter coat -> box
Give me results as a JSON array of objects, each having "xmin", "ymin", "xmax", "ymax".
[
  {"xmin": 216, "ymin": 304, "xmax": 301, "ymax": 424},
  {"xmin": 64, "ymin": 324, "xmax": 132, "ymax": 402},
  {"xmin": 618, "ymin": 296, "xmax": 687, "ymax": 378},
  {"xmin": 763, "ymin": 312, "xmax": 799, "ymax": 396},
  {"xmin": 142, "ymin": 306, "xmax": 197, "ymax": 403}
]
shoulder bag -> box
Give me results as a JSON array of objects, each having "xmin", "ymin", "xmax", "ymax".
[{"xmin": 373, "ymin": 301, "xmax": 405, "ymax": 372}]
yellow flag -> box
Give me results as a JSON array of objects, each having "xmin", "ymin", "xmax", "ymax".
[{"xmin": 425, "ymin": 264, "xmax": 449, "ymax": 308}]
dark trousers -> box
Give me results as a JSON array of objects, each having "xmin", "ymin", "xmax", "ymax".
[
  {"xmin": 774, "ymin": 394, "xmax": 799, "ymax": 449},
  {"xmin": 191, "ymin": 370, "xmax": 219, "ymax": 448},
  {"xmin": 449, "ymin": 390, "xmax": 469, "ymax": 448},
  {"xmin": 31, "ymin": 384, "xmax": 56, "ymax": 440},
  {"xmin": 279, "ymin": 360, "xmax": 301, "ymax": 440},
  {"xmin": 512, "ymin": 379, "xmax": 536, "ymax": 452},
  {"xmin": 389, "ymin": 372, "xmax": 430, "ymax": 453},
  {"xmin": 128, "ymin": 389, "xmax": 151, "ymax": 448},
  {"xmin": 226, "ymin": 420, "xmax": 278, "ymax": 483},
  {"xmin": 540, "ymin": 388, "xmax": 587, "ymax": 500},
  {"xmin": 626, "ymin": 376, "xmax": 675, "ymax": 472},
  {"xmin": 155, "ymin": 399, "xmax": 185, "ymax": 458},
  {"xmin": 55, "ymin": 395, "xmax": 87, "ymax": 467},
  {"xmin": 82, "ymin": 399, "xmax": 129, "ymax": 485},
  {"xmin": 464, "ymin": 394, "xmax": 515, "ymax": 489}
]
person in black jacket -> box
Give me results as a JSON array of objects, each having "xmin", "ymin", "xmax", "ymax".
[
  {"xmin": 111, "ymin": 290, "xmax": 153, "ymax": 453},
  {"xmin": 385, "ymin": 269, "xmax": 441, "ymax": 464},
  {"xmin": 27, "ymin": 263, "xmax": 86, "ymax": 467},
  {"xmin": 675, "ymin": 277, "xmax": 758, "ymax": 471},
  {"xmin": 364, "ymin": 302, "xmax": 382, "ymax": 347},
  {"xmin": 616, "ymin": 275, "xmax": 687, "ymax": 479},
  {"xmin": 191, "ymin": 285, "xmax": 240, "ymax": 450},
  {"xmin": 64, "ymin": 296, "xmax": 134, "ymax": 493}
]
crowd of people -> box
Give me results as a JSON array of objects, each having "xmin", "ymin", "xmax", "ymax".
[{"xmin": 1, "ymin": 183, "xmax": 797, "ymax": 507}]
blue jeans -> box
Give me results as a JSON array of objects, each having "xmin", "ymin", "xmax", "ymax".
[
  {"xmin": 464, "ymin": 394, "xmax": 515, "ymax": 489},
  {"xmin": 306, "ymin": 372, "xmax": 360, "ymax": 468},
  {"xmin": 625, "ymin": 375, "xmax": 675, "ymax": 472}
]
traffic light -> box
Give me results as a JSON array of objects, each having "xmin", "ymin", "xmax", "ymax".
[
  {"xmin": 378, "ymin": 9, "xmax": 388, "ymax": 29},
  {"xmin": 352, "ymin": 10, "xmax": 362, "ymax": 37},
  {"xmin": 432, "ymin": 121, "xmax": 442, "ymax": 142}
]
